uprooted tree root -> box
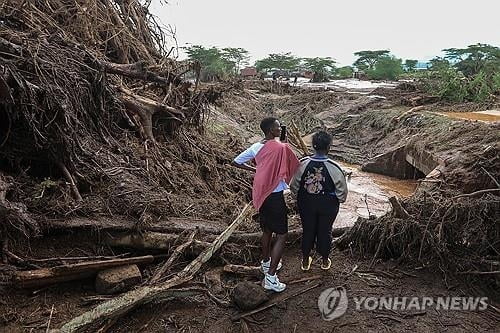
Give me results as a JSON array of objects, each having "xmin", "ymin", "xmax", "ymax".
[
  {"xmin": 338, "ymin": 189, "xmax": 500, "ymax": 283},
  {"xmin": 0, "ymin": 0, "xmax": 249, "ymax": 242}
]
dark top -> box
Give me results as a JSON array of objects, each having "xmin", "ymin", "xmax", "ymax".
[{"xmin": 297, "ymin": 157, "xmax": 336, "ymax": 197}]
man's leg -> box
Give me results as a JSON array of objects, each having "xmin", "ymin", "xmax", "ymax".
[
  {"xmin": 268, "ymin": 233, "xmax": 286, "ymax": 275},
  {"xmin": 261, "ymin": 227, "xmax": 272, "ymax": 262}
]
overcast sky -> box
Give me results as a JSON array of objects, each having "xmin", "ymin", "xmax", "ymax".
[{"xmin": 150, "ymin": 0, "xmax": 500, "ymax": 66}]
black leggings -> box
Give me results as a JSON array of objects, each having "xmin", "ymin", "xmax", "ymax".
[{"xmin": 298, "ymin": 194, "xmax": 340, "ymax": 258}]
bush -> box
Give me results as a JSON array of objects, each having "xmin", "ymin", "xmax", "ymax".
[
  {"xmin": 367, "ymin": 56, "xmax": 403, "ymax": 81},
  {"xmin": 420, "ymin": 68, "xmax": 498, "ymax": 102}
]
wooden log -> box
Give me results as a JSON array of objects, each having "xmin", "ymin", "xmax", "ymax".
[
  {"xmin": 44, "ymin": 216, "xmax": 227, "ymax": 234},
  {"xmin": 56, "ymin": 203, "xmax": 252, "ymax": 333},
  {"xmin": 105, "ymin": 232, "xmax": 209, "ymax": 253},
  {"xmin": 223, "ymin": 264, "xmax": 261, "ymax": 278},
  {"xmin": 105, "ymin": 227, "xmax": 350, "ymax": 251},
  {"xmin": 149, "ymin": 229, "xmax": 198, "ymax": 283},
  {"xmin": 14, "ymin": 256, "xmax": 154, "ymax": 289}
]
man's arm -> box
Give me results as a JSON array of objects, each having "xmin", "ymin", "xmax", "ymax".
[
  {"xmin": 231, "ymin": 143, "xmax": 260, "ymax": 172},
  {"xmin": 231, "ymin": 161, "xmax": 256, "ymax": 172}
]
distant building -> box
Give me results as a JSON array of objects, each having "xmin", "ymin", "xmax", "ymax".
[
  {"xmin": 302, "ymin": 70, "xmax": 314, "ymax": 79},
  {"xmin": 240, "ymin": 67, "xmax": 258, "ymax": 78}
]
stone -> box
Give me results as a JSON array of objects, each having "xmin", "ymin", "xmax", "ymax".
[
  {"xmin": 95, "ymin": 264, "xmax": 142, "ymax": 294},
  {"xmin": 232, "ymin": 281, "xmax": 269, "ymax": 310}
]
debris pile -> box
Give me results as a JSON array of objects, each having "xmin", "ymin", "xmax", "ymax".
[{"xmin": 0, "ymin": 0, "xmax": 248, "ymax": 244}]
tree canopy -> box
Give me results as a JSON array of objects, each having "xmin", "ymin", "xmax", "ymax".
[
  {"xmin": 255, "ymin": 52, "xmax": 301, "ymax": 72},
  {"xmin": 184, "ymin": 45, "xmax": 250, "ymax": 81},
  {"xmin": 367, "ymin": 56, "xmax": 403, "ymax": 80},
  {"xmin": 404, "ymin": 59, "xmax": 418, "ymax": 72},
  {"xmin": 302, "ymin": 57, "xmax": 336, "ymax": 82},
  {"xmin": 443, "ymin": 43, "xmax": 500, "ymax": 77},
  {"xmin": 353, "ymin": 50, "xmax": 390, "ymax": 70}
]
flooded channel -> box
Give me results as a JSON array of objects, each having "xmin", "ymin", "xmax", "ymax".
[{"xmin": 333, "ymin": 162, "xmax": 418, "ymax": 228}]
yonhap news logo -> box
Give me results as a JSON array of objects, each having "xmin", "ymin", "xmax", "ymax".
[
  {"xmin": 318, "ymin": 287, "xmax": 348, "ymax": 320},
  {"xmin": 318, "ymin": 288, "xmax": 488, "ymax": 320}
]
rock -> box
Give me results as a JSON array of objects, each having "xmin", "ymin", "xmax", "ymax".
[
  {"xmin": 95, "ymin": 264, "xmax": 141, "ymax": 294},
  {"xmin": 232, "ymin": 281, "xmax": 269, "ymax": 310}
]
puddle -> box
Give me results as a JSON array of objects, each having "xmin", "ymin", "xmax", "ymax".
[
  {"xmin": 334, "ymin": 162, "xmax": 418, "ymax": 228},
  {"xmin": 438, "ymin": 110, "xmax": 500, "ymax": 122}
]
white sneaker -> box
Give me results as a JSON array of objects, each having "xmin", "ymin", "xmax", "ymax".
[
  {"xmin": 263, "ymin": 273, "xmax": 286, "ymax": 292},
  {"xmin": 260, "ymin": 258, "xmax": 282, "ymax": 274}
]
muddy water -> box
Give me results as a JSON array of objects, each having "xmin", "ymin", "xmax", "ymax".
[
  {"xmin": 333, "ymin": 162, "xmax": 418, "ymax": 228},
  {"xmin": 437, "ymin": 110, "xmax": 500, "ymax": 122}
]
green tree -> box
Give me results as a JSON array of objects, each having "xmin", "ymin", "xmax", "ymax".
[
  {"xmin": 404, "ymin": 59, "xmax": 418, "ymax": 72},
  {"xmin": 221, "ymin": 47, "xmax": 250, "ymax": 75},
  {"xmin": 302, "ymin": 57, "xmax": 336, "ymax": 82},
  {"xmin": 367, "ymin": 56, "xmax": 403, "ymax": 80},
  {"xmin": 429, "ymin": 57, "xmax": 450, "ymax": 71},
  {"xmin": 184, "ymin": 45, "xmax": 233, "ymax": 81},
  {"xmin": 255, "ymin": 52, "xmax": 301, "ymax": 72},
  {"xmin": 333, "ymin": 66, "xmax": 354, "ymax": 79},
  {"xmin": 443, "ymin": 43, "xmax": 500, "ymax": 77},
  {"xmin": 353, "ymin": 50, "xmax": 390, "ymax": 70}
]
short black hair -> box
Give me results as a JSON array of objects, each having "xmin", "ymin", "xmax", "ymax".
[
  {"xmin": 260, "ymin": 117, "xmax": 278, "ymax": 135},
  {"xmin": 312, "ymin": 131, "xmax": 332, "ymax": 151}
]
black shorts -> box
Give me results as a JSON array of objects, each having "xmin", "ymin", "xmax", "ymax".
[{"xmin": 258, "ymin": 191, "xmax": 288, "ymax": 234}]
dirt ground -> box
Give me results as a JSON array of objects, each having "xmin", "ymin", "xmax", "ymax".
[
  {"xmin": 2, "ymin": 245, "xmax": 498, "ymax": 332},
  {"xmin": 1, "ymin": 82, "xmax": 499, "ymax": 332}
]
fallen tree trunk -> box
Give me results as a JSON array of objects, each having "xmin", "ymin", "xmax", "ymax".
[
  {"xmin": 44, "ymin": 216, "xmax": 227, "ymax": 235},
  {"xmin": 105, "ymin": 232, "xmax": 210, "ymax": 253},
  {"xmin": 105, "ymin": 227, "xmax": 349, "ymax": 250},
  {"xmin": 56, "ymin": 203, "xmax": 252, "ymax": 333},
  {"xmin": 15, "ymin": 255, "xmax": 154, "ymax": 289}
]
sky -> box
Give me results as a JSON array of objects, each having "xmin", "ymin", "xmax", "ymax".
[{"xmin": 150, "ymin": 0, "xmax": 500, "ymax": 67}]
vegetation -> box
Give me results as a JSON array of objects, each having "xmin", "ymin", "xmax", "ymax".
[
  {"xmin": 404, "ymin": 59, "xmax": 418, "ymax": 72},
  {"xmin": 184, "ymin": 45, "xmax": 249, "ymax": 81},
  {"xmin": 353, "ymin": 50, "xmax": 390, "ymax": 71},
  {"xmin": 302, "ymin": 57, "xmax": 336, "ymax": 82},
  {"xmin": 184, "ymin": 43, "xmax": 498, "ymax": 102},
  {"xmin": 333, "ymin": 66, "xmax": 354, "ymax": 79},
  {"xmin": 254, "ymin": 52, "xmax": 301, "ymax": 73},
  {"xmin": 419, "ymin": 44, "xmax": 500, "ymax": 102},
  {"xmin": 367, "ymin": 56, "xmax": 403, "ymax": 81}
]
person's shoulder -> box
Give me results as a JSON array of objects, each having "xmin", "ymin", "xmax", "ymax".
[
  {"xmin": 325, "ymin": 159, "xmax": 344, "ymax": 171},
  {"xmin": 299, "ymin": 155, "xmax": 311, "ymax": 166}
]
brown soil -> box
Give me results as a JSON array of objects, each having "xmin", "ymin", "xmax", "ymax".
[{"xmin": 2, "ymin": 246, "xmax": 498, "ymax": 332}]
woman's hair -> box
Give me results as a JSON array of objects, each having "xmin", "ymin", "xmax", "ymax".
[
  {"xmin": 260, "ymin": 117, "xmax": 278, "ymax": 135},
  {"xmin": 312, "ymin": 131, "xmax": 332, "ymax": 151}
]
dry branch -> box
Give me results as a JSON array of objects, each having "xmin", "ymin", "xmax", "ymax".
[
  {"xmin": 150, "ymin": 229, "xmax": 198, "ymax": 283},
  {"xmin": 14, "ymin": 256, "xmax": 154, "ymax": 289},
  {"xmin": 56, "ymin": 203, "xmax": 252, "ymax": 332}
]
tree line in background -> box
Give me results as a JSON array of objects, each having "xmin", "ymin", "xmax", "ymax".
[{"xmin": 184, "ymin": 44, "xmax": 499, "ymax": 102}]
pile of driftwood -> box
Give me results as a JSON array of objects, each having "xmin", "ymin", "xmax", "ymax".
[
  {"xmin": 0, "ymin": 0, "xmax": 250, "ymax": 248},
  {"xmin": 338, "ymin": 183, "xmax": 500, "ymax": 280}
]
